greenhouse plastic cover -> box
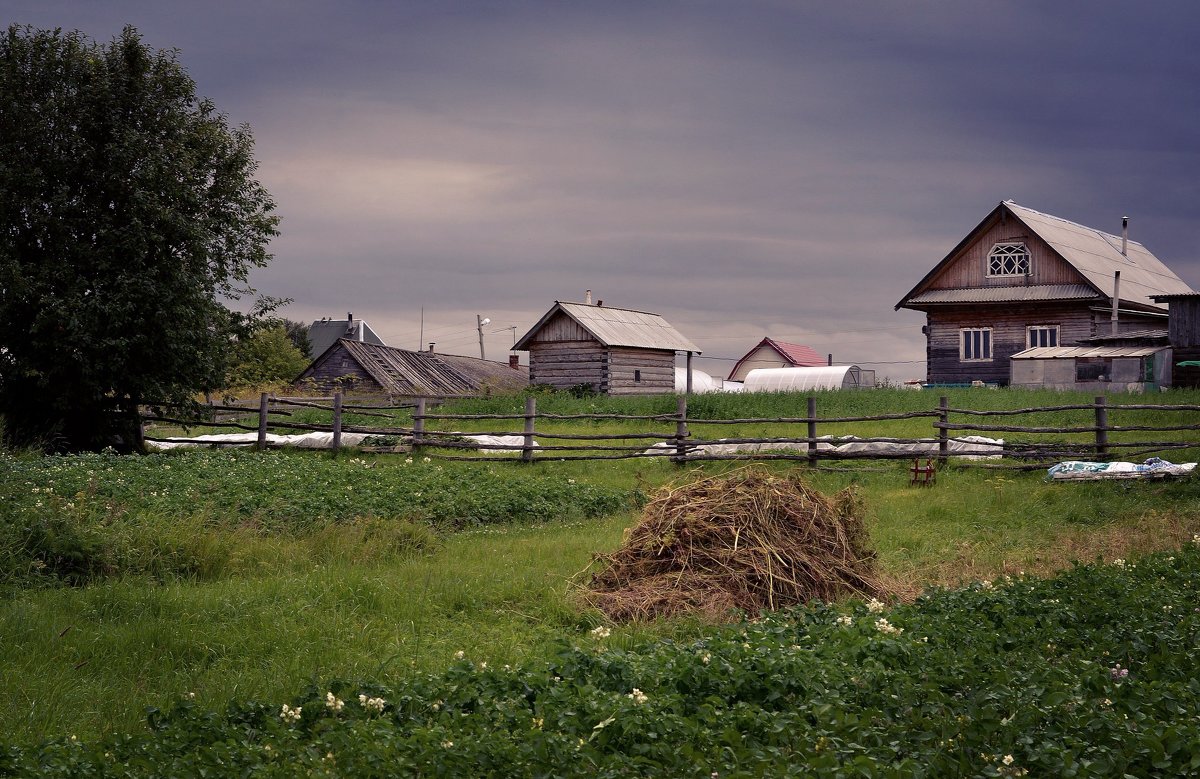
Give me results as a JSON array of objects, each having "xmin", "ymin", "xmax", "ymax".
[
  {"xmin": 743, "ymin": 366, "xmax": 860, "ymax": 392},
  {"xmin": 1047, "ymin": 458, "xmax": 1196, "ymax": 481}
]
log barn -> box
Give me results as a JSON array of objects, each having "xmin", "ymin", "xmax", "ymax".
[
  {"xmin": 896, "ymin": 201, "xmax": 1196, "ymax": 386},
  {"xmin": 1151, "ymin": 292, "xmax": 1200, "ymax": 388},
  {"xmin": 295, "ymin": 339, "xmax": 528, "ymax": 398},
  {"xmin": 514, "ymin": 301, "xmax": 699, "ymax": 395}
]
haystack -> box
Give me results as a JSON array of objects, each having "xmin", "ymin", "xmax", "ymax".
[{"xmin": 583, "ymin": 468, "xmax": 884, "ymax": 622}]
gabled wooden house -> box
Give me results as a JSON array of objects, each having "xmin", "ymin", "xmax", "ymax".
[
  {"xmin": 514, "ymin": 301, "xmax": 700, "ymax": 395},
  {"xmin": 727, "ymin": 338, "xmax": 825, "ymax": 382},
  {"xmin": 296, "ymin": 339, "xmax": 527, "ymax": 398},
  {"xmin": 896, "ymin": 201, "xmax": 1196, "ymax": 386}
]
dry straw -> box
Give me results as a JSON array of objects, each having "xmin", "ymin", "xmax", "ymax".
[{"xmin": 582, "ymin": 467, "xmax": 885, "ymax": 622}]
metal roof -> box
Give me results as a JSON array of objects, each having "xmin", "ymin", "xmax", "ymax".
[
  {"xmin": 898, "ymin": 201, "xmax": 1196, "ymax": 311},
  {"xmin": 764, "ymin": 339, "xmax": 825, "ymax": 366},
  {"xmin": 906, "ymin": 284, "xmax": 1097, "ymax": 305},
  {"xmin": 1011, "ymin": 345, "xmax": 1166, "ymax": 360},
  {"xmin": 307, "ymin": 317, "xmax": 385, "ymax": 358},
  {"xmin": 314, "ymin": 340, "xmax": 527, "ymax": 396},
  {"xmin": 514, "ymin": 302, "xmax": 700, "ymax": 353}
]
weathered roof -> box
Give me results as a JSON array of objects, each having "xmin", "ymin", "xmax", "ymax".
[
  {"xmin": 898, "ymin": 201, "xmax": 1196, "ymax": 311},
  {"xmin": 1081, "ymin": 329, "xmax": 1169, "ymax": 344},
  {"xmin": 514, "ymin": 301, "xmax": 700, "ymax": 353},
  {"xmin": 906, "ymin": 284, "xmax": 1097, "ymax": 306},
  {"xmin": 307, "ymin": 316, "xmax": 385, "ymax": 358},
  {"xmin": 1011, "ymin": 345, "xmax": 1166, "ymax": 360},
  {"xmin": 303, "ymin": 339, "xmax": 527, "ymax": 396}
]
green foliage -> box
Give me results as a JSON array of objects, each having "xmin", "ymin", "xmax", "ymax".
[
  {"xmin": 225, "ymin": 326, "xmax": 310, "ymax": 388},
  {"xmin": 5, "ymin": 544, "xmax": 1200, "ymax": 777},
  {"xmin": 0, "ymin": 25, "xmax": 279, "ymax": 452}
]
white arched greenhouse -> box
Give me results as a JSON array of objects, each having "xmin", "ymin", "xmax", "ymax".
[
  {"xmin": 742, "ymin": 365, "xmax": 872, "ymax": 392},
  {"xmin": 673, "ymin": 366, "xmax": 720, "ymax": 393}
]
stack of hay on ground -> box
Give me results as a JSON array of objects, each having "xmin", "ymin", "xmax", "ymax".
[{"xmin": 583, "ymin": 467, "xmax": 884, "ymax": 622}]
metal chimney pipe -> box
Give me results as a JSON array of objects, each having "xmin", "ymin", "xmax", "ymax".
[
  {"xmin": 1121, "ymin": 217, "xmax": 1128, "ymax": 257},
  {"xmin": 428, "ymin": 342, "xmax": 435, "ymax": 353},
  {"xmin": 1111, "ymin": 270, "xmax": 1121, "ymax": 335},
  {"xmin": 585, "ymin": 289, "xmax": 592, "ymax": 304}
]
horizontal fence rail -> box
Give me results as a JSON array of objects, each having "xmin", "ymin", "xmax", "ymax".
[{"xmin": 139, "ymin": 393, "xmax": 1200, "ymax": 469}]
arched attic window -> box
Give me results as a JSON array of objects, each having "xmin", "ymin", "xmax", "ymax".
[{"xmin": 986, "ymin": 241, "xmax": 1030, "ymax": 277}]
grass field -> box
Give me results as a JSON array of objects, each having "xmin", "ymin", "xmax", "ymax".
[{"xmin": 3, "ymin": 388, "xmax": 1200, "ymax": 755}]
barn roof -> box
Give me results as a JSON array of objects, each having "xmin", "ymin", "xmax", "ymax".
[
  {"xmin": 307, "ymin": 315, "xmax": 385, "ymax": 358},
  {"xmin": 514, "ymin": 301, "xmax": 700, "ymax": 353},
  {"xmin": 897, "ymin": 201, "xmax": 1195, "ymax": 312},
  {"xmin": 302, "ymin": 339, "xmax": 527, "ymax": 397}
]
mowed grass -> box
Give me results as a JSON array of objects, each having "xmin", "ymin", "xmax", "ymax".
[{"xmin": 4, "ymin": 387, "xmax": 1200, "ymax": 746}]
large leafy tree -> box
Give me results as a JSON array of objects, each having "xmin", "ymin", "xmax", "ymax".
[{"xmin": 0, "ymin": 25, "xmax": 280, "ymax": 451}]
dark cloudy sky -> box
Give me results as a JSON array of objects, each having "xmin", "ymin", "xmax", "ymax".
[{"xmin": 10, "ymin": 1, "xmax": 1200, "ymax": 381}]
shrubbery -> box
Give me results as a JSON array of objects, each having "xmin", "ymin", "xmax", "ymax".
[{"xmin": 4, "ymin": 543, "xmax": 1199, "ymax": 776}]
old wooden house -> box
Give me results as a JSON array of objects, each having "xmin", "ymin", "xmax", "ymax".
[
  {"xmin": 726, "ymin": 338, "xmax": 825, "ymax": 382},
  {"xmin": 1151, "ymin": 292, "xmax": 1200, "ymax": 388},
  {"xmin": 296, "ymin": 339, "xmax": 528, "ymax": 398},
  {"xmin": 514, "ymin": 301, "xmax": 700, "ymax": 395},
  {"xmin": 896, "ymin": 201, "xmax": 1196, "ymax": 386}
]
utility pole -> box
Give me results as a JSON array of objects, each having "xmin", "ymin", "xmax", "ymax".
[{"xmin": 477, "ymin": 314, "xmax": 490, "ymax": 360}]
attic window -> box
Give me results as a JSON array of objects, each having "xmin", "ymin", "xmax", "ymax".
[{"xmin": 987, "ymin": 242, "xmax": 1030, "ymax": 277}]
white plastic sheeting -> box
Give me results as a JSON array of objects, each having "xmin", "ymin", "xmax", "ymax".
[
  {"xmin": 644, "ymin": 435, "xmax": 1004, "ymax": 459},
  {"xmin": 148, "ymin": 432, "xmax": 534, "ymax": 452},
  {"xmin": 674, "ymin": 367, "xmax": 720, "ymax": 393},
  {"xmin": 743, "ymin": 366, "xmax": 864, "ymax": 392}
]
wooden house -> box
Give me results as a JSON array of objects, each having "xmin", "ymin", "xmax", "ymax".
[
  {"xmin": 513, "ymin": 301, "xmax": 700, "ymax": 395},
  {"xmin": 306, "ymin": 312, "xmax": 385, "ymax": 359},
  {"xmin": 296, "ymin": 339, "xmax": 528, "ymax": 398},
  {"xmin": 896, "ymin": 201, "xmax": 1196, "ymax": 386},
  {"xmin": 1151, "ymin": 292, "xmax": 1200, "ymax": 388},
  {"xmin": 727, "ymin": 338, "xmax": 825, "ymax": 382}
]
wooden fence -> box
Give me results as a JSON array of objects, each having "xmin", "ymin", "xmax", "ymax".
[{"xmin": 139, "ymin": 394, "xmax": 1200, "ymax": 468}]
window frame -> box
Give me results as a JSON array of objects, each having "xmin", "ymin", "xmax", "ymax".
[
  {"xmin": 986, "ymin": 241, "xmax": 1031, "ymax": 277},
  {"xmin": 1026, "ymin": 325, "xmax": 1059, "ymax": 349},
  {"xmin": 960, "ymin": 327, "xmax": 993, "ymax": 362}
]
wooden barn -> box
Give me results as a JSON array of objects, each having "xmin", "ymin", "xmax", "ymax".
[
  {"xmin": 727, "ymin": 338, "xmax": 825, "ymax": 382},
  {"xmin": 296, "ymin": 339, "xmax": 528, "ymax": 398},
  {"xmin": 1152, "ymin": 292, "xmax": 1200, "ymax": 388},
  {"xmin": 514, "ymin": 301, "xmax": 700, "ymax": 395},
  {"xmin": 896, "ymin": 201, "xmax": 1196, "ymax": 386}
]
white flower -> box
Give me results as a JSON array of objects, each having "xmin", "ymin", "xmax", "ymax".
[
  {"xmin": 1112, "ymin": 558, "xmax": 1125, "ymax": 568},
  {"xmin": 423, "ymin": 457, "xmax": 432, "ymax": 463},
  {"xmin": 627, "ymin": 688, "xmax": 648, "ymax": 704},
  {"xmin": 837, "ymin": 615, "xmax": 853, "ymax": 626},
  {"xmin": 567, "ymin": 478, "xmax": 576, "ymax": 484},
  {"xmin": 701, "ymin": 652, "xmax": 712, "ymax": 665},
  {"xmin": 358, "ymin": 694, "xmax": 387, "ymax": 713},
  {"xmin": 979, "ymin": 579, "xmax": 993, "ymax": 590},
  {"xmin": 441, "ymin": 740, "xmax": 454, "ymax": 748},
  {"xmin": 478, "ymin": 661, "xmax": 488, "ymax": 670},
  {"xmin": 325, "ymin": 692, "xmax": 344, "ymax": 712},
  {"xmin": 454, "ymin": 650, "xmax": 465, "ymax": 660},
  {"xmin": 866, "ymin": 598, "xmax": 885, "ymax": 613},
  {"xmin": 590, "ymin": 626, "xmax": 611, "ymax": 639},
  {"xmin": 1002, "ymin": 754, "xmax": 1014, "ymax": 766},
  {"xmin": 280, "ymin": 704, "xmax": 302, "ymax": 723},
  {"xmin": 874, "ymin": 618, "xmax": 903, "ymax": 636},
  {"xmin": 405, "ymin": 458, "xmax": 413, "ymax": 465}
]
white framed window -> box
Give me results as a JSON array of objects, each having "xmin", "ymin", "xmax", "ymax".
[
  {"xmin": 1027, "ymin": 325, "xmax": 1059, "ymax": 348},
  {"xmin": 961, "ymin": 327, "xmax": 992, "ymax": 361},
  {"xmin": 987, "ymin": 242, "xmax": 1030, "ymax": 277}
]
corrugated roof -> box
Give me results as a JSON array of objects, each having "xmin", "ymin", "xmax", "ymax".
[
  {"xmin": 307, "ymin": 317, "xmax": 385, "ymax": 359},
  {"xmin": 330, "ymin": 340, "xmax": 527, "ymax": 396},
  {"xmin": 1011, "ymin": 345, "xmax": 1165, "ymax": 360},
  {"xmin": 765, "ymin": 339, "xmax": 825, "ymax": 366},
  {"xmin": 907, "ymin": 284, "xmax": 1097, "ymax": 305},
  {"xmin": 514, "ymin": 302, "xmax": 700, "ymax": 352},
  {"xmin": 1005, "ymin": 203, "xmax": 1195, "ymax": 309}
]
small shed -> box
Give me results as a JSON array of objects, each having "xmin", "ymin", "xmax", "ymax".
[
  {"xmin": 296, "ymin": 339, "xmax": 528, "ymax": 398},
  {"xmin": 1151, "ymin": 292, "xmax": 1200, "ymax": 388},
  {"xmin": 743, "ymin": 366, "xmax": 871, "ymax": 392},
  {"xmin": 1009, "ymin": 345, "xmax": 1170, "ymax": 392},
  {"xmin": 727, "ymin": 338, "xmax": 825, "ymax": 382},
  {"xmin": 514, "ymin": 301, "xmax": 700, "ymax": 395}
]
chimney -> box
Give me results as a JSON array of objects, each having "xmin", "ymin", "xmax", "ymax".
[
  {"xmin": 585, "ymin": 289, "xmax": 592, "ymax": 304},
  {"xmin": 508, "ymin": 354, "xmax": 520, "ymax": 370},
  {"xmin": 827, "ymin": 353, "xmax": 833, "ymax": 366},
  {"xmin": 596, "ymin": 300, "xmax": 603, "ymax": 307},
  {"xmin": 1121, "ymin": 216, "xmax": 1128, "ymax": 257},
  {"xmin": 428, "ymin": 342, "xmax": 435, "ymax": 353},
  {"xmin": 1111, "ymin": 270, "xmax": 1121, "ymax": 335}
]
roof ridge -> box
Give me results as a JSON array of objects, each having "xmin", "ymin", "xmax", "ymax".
[{"xmin": 1006, "ymin": 201, "xmax": 1145, "ymax": 248}]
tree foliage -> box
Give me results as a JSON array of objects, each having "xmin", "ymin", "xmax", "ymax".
[
  {"xmin": 0, "ymin": 25, "xmax": 279, "ymax": 451},
  {"xmin": 225, "ymin": 325, "xmax": 309, "ymax": 389}
]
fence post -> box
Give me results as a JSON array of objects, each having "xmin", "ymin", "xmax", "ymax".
[
  {"xmin": 331, "ymin": 392, "xmax": 343, "ymax": 455},
  {"xmin": 807, "ymin": 396, "xmax": 818, "ymax": 467},
  {"xmin": 1095, "ymin": 395, "xmax": 1108, "ymax": 458},
  {"xmin": 938, "ymin": 396, "xmax": 949, "ymax": 463},
  {"xmin": 257, "ymin": 392, "xmax": 269, "ymax": 451},
  {"xmin": 673, "ymin": 395, "xmax": 689, "ymax": 464},
  {"xmin": 521, "ymin": 396, "xmax": 536, "ymax": 463},
  {"xmin": 412, "ymin": 397, "xmax": 425, "ymax": 451}
]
